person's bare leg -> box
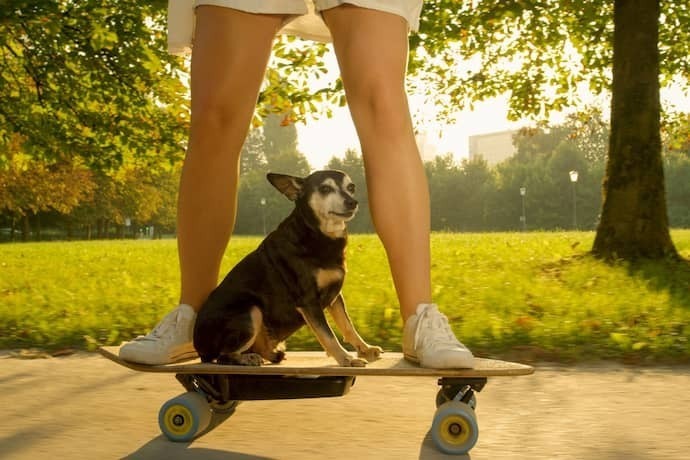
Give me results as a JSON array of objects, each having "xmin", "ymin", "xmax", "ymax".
[
  {"xmin": 178, "ymin": 7, "xmax": 285, "ymax": 310},
  {"xmin": 119, "ymin": 7, "xmax": 284, "ymax": 365},
  {"xmin": 323, "ymin": 5, "xmax": 474, "ymax": 368},
  {"xmin": 322, "ymin": 5, "xmax": 429, "ymax": 321}
]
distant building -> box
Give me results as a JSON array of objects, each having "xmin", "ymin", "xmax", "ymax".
[{"xmin": 468, "ymin": 130, "xmax": 518, "ymax": 165}]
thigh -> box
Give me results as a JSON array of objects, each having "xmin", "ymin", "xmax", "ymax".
[
  {"xmin": 191, "ymin": 7, "xmax": 286, "ymax": 115},
  {"xmin": 321, "ymin": 4, "xmax": 410, "ymax": 88},
  {"xmin": 320, "ymin": 4, "xmax": 412, "ymax": 134},
  {"xmin": 321, "ymin": 5, "xmax": 414, "ymax": 145}
]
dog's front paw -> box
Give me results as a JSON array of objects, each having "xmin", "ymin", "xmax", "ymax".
[
  {"xmin": 241, "ymin": 353, "xmax": 264, "ymax": 366},
  {"xmin": 347, "ymin": 357, "xmax": 368, "ymax": 367},
  {"xmin": 219, "ymin": 352, "xmax": 263, "ymax": 366},
  {"xmin": 357, "ymin": 345, "xmax": 383, "ymax": 362},
  {"xmin": 268, "ymin": 349, "xmax": 286, "ymax": 364},
  {"xmin": 339, "ymin": 355, "xmax": 367, "ymax": 367}
]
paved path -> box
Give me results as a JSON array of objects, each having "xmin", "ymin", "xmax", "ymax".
[{"xmin": 1, "ymin": 353, "xmax": 689, "ymax": 459}]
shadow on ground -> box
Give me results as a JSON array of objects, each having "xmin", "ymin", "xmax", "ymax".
[{"xmin": 124, "ymin": 436, "xmax": 275, "ymax": 460}]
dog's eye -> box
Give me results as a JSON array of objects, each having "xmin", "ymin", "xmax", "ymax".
[
  {"xmin": 346, "ymin": 184, "xmax": 355, "ymax": 194},
  {"xmin": 319, "ymin": 185, "xmax": 334, "ymax": 194}
]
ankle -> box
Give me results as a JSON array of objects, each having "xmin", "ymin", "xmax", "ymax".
[
  {"xmin": 403, "ymin": 303, "xmax": 434, "ymax": 323},
  {"xmin": 178, "ymin": 302, "xmax": 200, "ymax": 314},
  {"xmin": 178, "ymin": 303, "xmax": 196, "ymax": 313}
]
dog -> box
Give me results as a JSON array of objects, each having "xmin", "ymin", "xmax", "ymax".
[{"xmin": 193, "ymin": 170, "xmax": 383, "ymax": 367}]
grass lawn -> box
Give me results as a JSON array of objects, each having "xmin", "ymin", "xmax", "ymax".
[{"xmin": 1, "ymin": 231, "xmax": 689, "ymax": 364}]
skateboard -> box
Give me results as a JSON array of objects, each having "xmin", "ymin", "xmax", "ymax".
[{"xmin": 100, "ymin": 346, "xmax": 533, "ymax": 455}]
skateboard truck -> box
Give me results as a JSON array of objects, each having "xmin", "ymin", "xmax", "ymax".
[{"xmin": 436, "ymin": 377, "xmax": 487, "ymax": 409}]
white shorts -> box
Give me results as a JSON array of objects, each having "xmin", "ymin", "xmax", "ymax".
[{"xmin": 167, "ymin": 0, "xmax": 424, "ymax": 55}]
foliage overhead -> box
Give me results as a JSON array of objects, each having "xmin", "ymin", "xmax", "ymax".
[
  {"xmin": 2, "ymin": 0, "xmax": 689, "ymax": 168},
  {"xmin": 410, "ymin": 0, "xmax": 690, "ymax": 122},
  {"xmin": 0, "ymin": 0, "xmax": 188, "ymax": 169}
]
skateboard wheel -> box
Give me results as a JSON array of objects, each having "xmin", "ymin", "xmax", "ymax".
[
  {"xmin": 431, "ymin": 401, "xmax": 479, "ymax": 455},
  {"xmin": 158, "ymin": 392, "xmax": 212, "ymax": 442}
]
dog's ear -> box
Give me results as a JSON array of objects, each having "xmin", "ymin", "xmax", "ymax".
[{"xmin": 267, "ymin": 173, "xmax": 304, "ymax": 201}]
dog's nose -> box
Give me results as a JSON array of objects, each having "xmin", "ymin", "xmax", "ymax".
[{"xmin": 345, "ymin": 197, "xmax": 358, "ymax": 209}]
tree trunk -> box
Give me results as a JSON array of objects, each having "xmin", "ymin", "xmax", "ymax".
[
  {"xmin": 592, "ymin": 0, "xmax": 677, "ymax": 259},
  {"xmin": 97, "ymin": 218, "xmax": 104, "ymax": 239},
  {"xmin": 21, "ymin": 215, "xmax": 30, "ymax": 241},
  {"xmin": 35, "ymin": 214, "xmax": 42, "ymax": 240}
]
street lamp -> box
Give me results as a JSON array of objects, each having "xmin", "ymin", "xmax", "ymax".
[
  {"xmin": 260, "ymin": 198, "xmax": 267, "ymax": 235},
  {"xmin": 569, "ymin": 170, "xmax": 578, "ymax": 230},
  {"xmin": 519, "ymin": 186, "xmax": 527, "ymax": 231}
]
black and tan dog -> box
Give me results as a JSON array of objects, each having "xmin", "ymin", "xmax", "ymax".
[{"xmin": 194, "ymin": 170, "xmax": 382, "ymax": 367}]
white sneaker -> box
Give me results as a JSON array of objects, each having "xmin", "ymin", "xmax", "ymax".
[
  {"xmin": 119, "ymin": 304, "xmax": 198, "ymax": 365},
  {"xmin": 403, "ymin": 303, "xmax": 475, "ymax": 368}
]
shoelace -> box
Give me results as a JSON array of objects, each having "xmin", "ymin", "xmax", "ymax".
[
  {"xmin": 414, "ymin": 306, "xmax": 465, "ymax": 351},
  {"xmin": 136, "ymin": 309, "xmax": 181, "ymax": 342}
]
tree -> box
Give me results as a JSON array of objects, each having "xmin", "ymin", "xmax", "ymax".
[
  {"xmin": 3, "ymin": 1, "xmax": 689, "ymax": 253},
  {"xmin": 592, "ymin": 0, "xmax": 676, "ymax": 259},
  {"xmin": 425, "ymin": 0, "xmax": 688, "ymax": 259},
  {"xmin": 563, "ymin": 108, "xmax": 610, "ymax": 164},
  {"xmin": 147, "ymin": 166, "xmax": 181, "ymax": 237},
  {"xmin": 662, "ymin": 111, "xmax": 690, "ymax": 158},
  {"xmin": 664, "ymin": 151, "xmax": 690, "ymax": 228},
  {"xmin": 490, "ymin": 124, "xmax": 604, "ymax": 231},
  {"xmin": 0, "ymin": 0, "xmax": 188, "ymax": 169},
  {"xmin": 425, "ymin": 154, "xmax": 462, "ymax": 230},
  {"xmin": 514, "ymin": 108, "xmax": 610, "ymax": 165},
  {"xmin": 240, "ymin": 128, "xmax": 266, "ymax": 175},
  {"xmin": 411, "ymin": 1, "xmax": 689, "ymax": 121},
  {"xmin": 457, "ymin": 157, "xmax": 495, "ymax": 231},
  {"xmin": 513, "ymin": 125, "xmax": 571, "ymax": 163},
  {"xmin": 235, "ymin": 113, "xmax": 311, "ymax": 234},
  {"xmin": 260, "ymin": 113, "xmax": 310, "ymax": 176},
  {"xmin": 0, "ymin": 135, "xmax": 95, "ymax": 240}
]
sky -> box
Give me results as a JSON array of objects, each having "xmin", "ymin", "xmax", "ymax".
[
  {"xmin": 293, "ymin": 45, "xmax": 526, "ymax": 169},
  {"xmin": 295, "ymin": 53, "xmax": 690, "ymax": 170},
  {"xmin": 296, "ymin": 95, "xmax": 524, "ymax": 169},
  {"xmin": 292, "ymin": 49, "xmax": 521, "ymax": 169}
]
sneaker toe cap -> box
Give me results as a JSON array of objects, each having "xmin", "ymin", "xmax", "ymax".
[{"xmin": 118, "ymin": 342, "xmax": 166, "ymax": 365}]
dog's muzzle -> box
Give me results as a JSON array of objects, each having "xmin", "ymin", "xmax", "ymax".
[
  {"xmin": 331, "ymin": 210, "xmax": 357, "ymax": 219},
  {"xmin": 329, "ymin": 196, "xmax": 357, "ymax": 219}
]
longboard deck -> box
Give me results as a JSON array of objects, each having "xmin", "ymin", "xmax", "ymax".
[{"xmin": 99, "ymin": 346, "xmax": 533, "ymax": 378}]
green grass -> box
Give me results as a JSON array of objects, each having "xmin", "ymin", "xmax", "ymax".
[{"xmin": 1, "ymin": 231, "xmax": 689, "ymax": 364}]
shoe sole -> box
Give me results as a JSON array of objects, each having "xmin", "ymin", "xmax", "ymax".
[
  {"xmin": 403, "ymin": 352, "xmax": 420, "ymax": 364},
  {"xmin": 170, "ymin": 350, "xmax": 199, "ymax": 364},
  {"xmin": 404, "ymin": 352, "xmax": 475, "ymax": 369},
  {"xmin": 119, "ymin": 346, "xmax": 198, "ymax": 366}
]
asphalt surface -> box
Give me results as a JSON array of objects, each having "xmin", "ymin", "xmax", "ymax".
[{"xmin": 1, "ymin": 352, "xmax": 689, "ymax": 460}]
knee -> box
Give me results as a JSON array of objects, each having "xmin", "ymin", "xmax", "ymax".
[
  {"xmin": 191, "ymin": 96, "xmax": 247, "ymax": 135},
  {"xmin": 345, "ymin": 75, "xmax": 411, "ymax": 132},
  {"xmin": 187, "ymin": 96, "xmax": 253, "ymax": 165}
]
